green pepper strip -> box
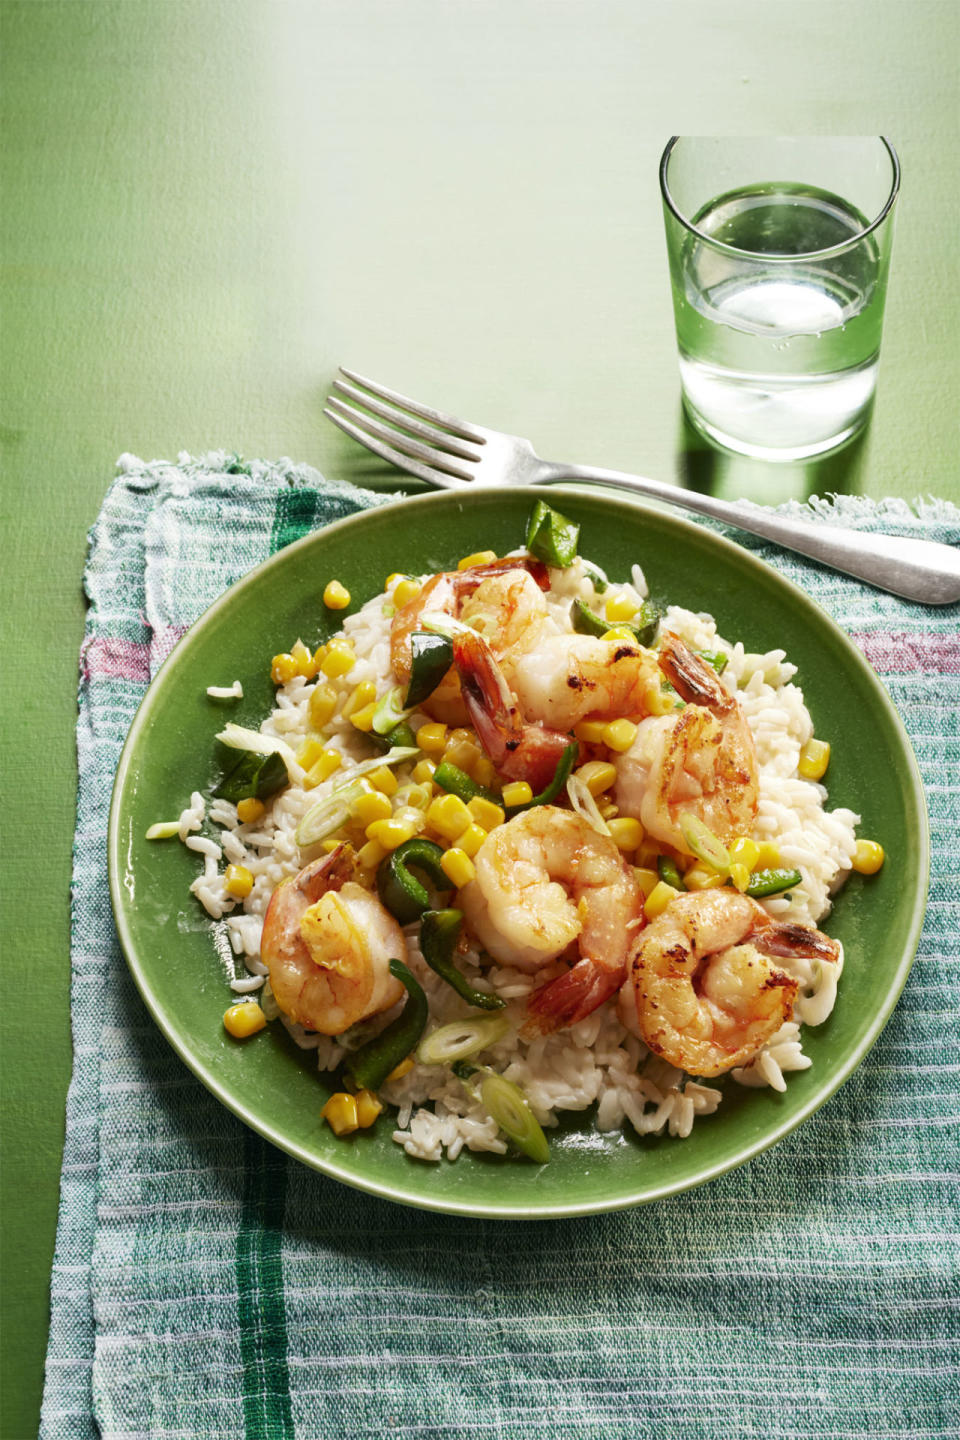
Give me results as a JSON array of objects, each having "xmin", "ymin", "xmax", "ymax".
[
  {"xmin": 570, "ymin": 596, "xmax": 659, "ymax": 648},
  {"xmin": 507, "ymin": 741, "xmax": 579, "ymax": 813},
  {"xmin": 342, "ymin": 960, "xmax": 429, "ymax": 1092},
  {"xmin": 745, "ymin": 867, "xmax": 803, "ymax": 898},
  {"xmin": 432, "ymin": 760, "xmax": 500, "ymax": 806},
  {"xmin": 525, "ymin": 499, "xmax": 580, "ymax": 568},
  {"xmin": 657, "ymin": 855, "xmax": 684, "ymax": 891},
  {"xmin": 369, "ymin": 719, "xmax": 418, "ymax": 754},
  {"xmin": 377, "ymin": 837, "xmax": 453, "ymax": 925},
  {"xmin": 405, "ymin": 632, "xmax": 454, "ymax": 708},
  {"xmin": 420, "ymin": 909, "xmax": 505, "ymax": 1011}
]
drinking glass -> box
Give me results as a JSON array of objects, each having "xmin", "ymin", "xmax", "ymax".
[{"xmin": 660, "ymin": 136, "xmax": 900, "ymax": 461}]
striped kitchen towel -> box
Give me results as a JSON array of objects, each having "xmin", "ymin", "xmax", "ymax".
[{"xmin": 41, "ymin": 455, "xmax": 960, "ymax": 1440}]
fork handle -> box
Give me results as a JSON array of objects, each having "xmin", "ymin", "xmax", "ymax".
[{"xmin": 532, "ymin": 462, "xmax": 960, "ymax": 606}]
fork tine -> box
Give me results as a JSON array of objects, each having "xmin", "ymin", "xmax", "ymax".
[
  {"xmin": 332, "ymin": 378, "xmax": 483, "ymax": 462},
  {"xmin": 339, "ymin": 366, "xmax": 486, "ymax": 444},
  {"xmin": 322, "ymin": 407, "xmax": 468, "ymax": 490},
  {"xmin": 326, "ymin": 397, "xmax": 476, "ymax": 482}
]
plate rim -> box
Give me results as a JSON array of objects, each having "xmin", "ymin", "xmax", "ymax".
[{"xmin": 108, "ymin": 485, "xmax": 930, "ymax": 1219}]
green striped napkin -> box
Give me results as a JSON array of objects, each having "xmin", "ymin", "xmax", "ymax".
[{"xmin": 41, "ymin": 454, "xmax": 960, "ymax": 1440}]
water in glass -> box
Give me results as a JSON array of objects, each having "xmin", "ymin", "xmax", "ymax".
[{"xmin": 674, "ymin": 183, "xmax": 885, "ymax": 459}]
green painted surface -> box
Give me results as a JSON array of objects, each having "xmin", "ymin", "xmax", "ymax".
[{"xmin": 1, "ymin": 0, "xmax": 957, "ymax": 1433}]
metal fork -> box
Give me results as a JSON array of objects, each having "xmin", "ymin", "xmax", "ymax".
[{"xmin": 324, "ymin": 367, "xmax": 960, "ymax": 605}]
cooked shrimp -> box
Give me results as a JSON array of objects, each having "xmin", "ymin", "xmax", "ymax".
[
  {"xmin": 390, "ymin": 559, "xmax": 549, "ymax": 723},
  {"xmin": 452, "ymin": 628, "xmax": 572, "ymax": 791},
  {"xmin": 260, "ymin": 845, "xmax": 406, "ymax": 1034},
  {"xmin": 507, "ymin": 633, "xmax": 659, "ymax": 730},
  {"xmin": 630, "ymin": 889, "xmax": 839, "ymax": 1076},
  {"xmin": 614, "ymin": 632, "xmax": 758, "ymax": 852},
  {"xmin": 458, "ymin": 806, "xmax": 644, "ymax": 1034}
]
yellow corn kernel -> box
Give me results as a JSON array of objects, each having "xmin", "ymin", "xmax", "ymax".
[
  {"xmin": 458, "ymin": 549, "xmax": 498, "ymax": 569},
  {"xmin": 605, "ymin": 593, "xmax": 638, "ymax": 622},
  {"xmin": 392, "ymin": 804, "xmax": 426, "ymax": 831},
  {"xmin": 321, "ymin": 1092, "xmax": 359, "ymax": 1136},
  {"xmin": 290, "ymin": 638, "xmax": 316, "ymax": 679},
  {"xmin": 356, "ymin": 838, "xmax": 388, "ymax": 870},
  {"xmin": 323, "ymin": 580, "xmax": 351, "ymax": 610},
  {"xmin": 224, "ymin": 864, "xmax": 254, "ymax": 899},
  {"xmin": 602, "ymin": 627, "xmax": 639, "ymax": 644},
  {"xmin": 319, "ymin": 643, "xmax": 355, "ymax": 679},
  {"xmin": 643, "ymin": 676, "xmax": 677, "ymax": 717},
  {"xmin": 574, "ymin": 760, "xmax": 618, "ymax": 797},
  {"xmin": 444, "ymin": 737, "xmax": 484, "ymax": 773},
  {"xmin": 393, "ymin": 577, "xmax": 422, "ymax": 608},
  {"xmin": 472, "ymin": 756, "xmax": 498, "ymax": 789},
  {"xmin": 501, "ymin": 781, "xmax": 533, "ymax": 808},
  {"xmin": 603, "ymin": 719, "xmax": 638, "ymax": 753},
  {"xmin": 644, "ymin": 880, "xmax": 680, "ymax": 921},
  {"xmin": 728, "ymin": 836, "xmax": 760, "ymax": 872},
  {"xmin": 297, "ymin": 738, "xmax": 327, "ymax": 770},
  {"xmin": 683, "ymin": 860, "xmax": 725, "ymax": 891},
  {"xmin": 798, "ymin": 737, "xmax": 831, "ymax": 780},
  {"xmin": 729, "ymin": 862, "xmax": 751, "ymax": 893},
  {"xmin": 607, "ymin": 816, "xmax": 644, "ymax": 852},
  {"xmin": 365, "ymin": 816, "xmax": 419, "ymax": 850},
  {"xmin": 349, "ymin": 702, "xmax": 378, "ymax": 733},
  {"xmin": 355, "ymin": 1090, "xmax": 383, "ymax": 1128},
  {"xmin": 350, "ymin": 790, "xmax": 393, "ymax": 826},
  {"xmin": 367, "ymin": 765, "xmax": 399, "ymax": 796},
  {"xmin": 304, "ymin": 749, "xmax": 342, "ymax": 788},
  {"xmin": 441, "ymin": 847, "xmax": 476, "ymax": 888},
  {"xmin": 341, "ymin": 679, "xmax": 377, "ymax": 719},
  {"xmin": 633, "ymin": 866, "xmax": 660, "ymax": 900},
  {"xmin": 635, "ymin": 839, "xmax": 661, "ymax": 870},
  {"xmin": 416, "ymin": 722, "xmax": 448, "ymax": 754},
  {"xmin": 270, "ymin": 652, "xmax": 298, "ymax": 686},
  {"xmin": 467, "ymin": 796, "xmax": 505, "ymax": 830},
  {"xmin": 457, "ymin": 823, "xmax": 488, "ymax": 858},
  {"xmin": 386, "ymin": 1055, "xmax": 415, "ymax": 1082},
  {"xmin": 574, "ymin": 718, "xmax": 608, "ymax": 746},
  {"xmin": 308, "ymin": 683, "xmax": 338, "ymax": 730},
  {"xmin": 236, "ymin": 797, "xmax": 266, "ymax": 825},
  {"xmin": 321, "ymin": 838, "xmax": 342, "ymax": 853},
  {"xmin": 413, "ymin": 758, "xmax": 437, "ymax": 785},
  {"xmin": 223, "ymin": 1002, "xmax": 267, "ymax": 1039},
  {"xmin": 852, "ymin": 839, "xmax": 885, "ymax": 875},
  {"xmin": 385, "ymin": 572, "xmax": 405, "ymax": 590},
  {"xmin": 755, "ymin": 840, "xmax": 782, "ymax": 869},
  {"xmin": 426, "ymin": 792, "xmax": 473, "ymax": 841},
  {"xmin": 599, "ymin": 800, "xmax": 619, "ymax": 820}
]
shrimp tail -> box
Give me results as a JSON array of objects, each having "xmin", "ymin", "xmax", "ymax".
[
  {"xmin": 658, "ymin": 632, "xmax": 728, "ymax": 708},
  {"xmin": 453, "ymin": 630, "xmax": 571, "ymax": 791},
  {"xmin": 292, "ymin": 843, "xmax": 354, "ymax": 902},
  {"xmin": 753, "ymin": 920, "xmax": 841, "ymax": 965},
  {"xmin": 523, "ymin": 957, "xmax": 625, "ymax": 1036}
]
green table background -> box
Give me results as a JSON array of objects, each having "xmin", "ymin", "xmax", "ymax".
[{"xmin": 2, "ymin": 3, "xmax": 957, "ymax": 1435}]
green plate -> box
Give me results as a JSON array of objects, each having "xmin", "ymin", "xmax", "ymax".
[{"xmin": 109, "ymin": 488, "xmax": 929, "ymax": 1218}]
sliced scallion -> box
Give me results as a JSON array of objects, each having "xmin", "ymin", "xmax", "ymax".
[
  {"xmin": 145, "ymin": 821, "xmax": 180, "ymax": 840},
  {"xmin": 371, "ymin": 685, "xmax": 411, "ymax": 736},
  {"xmin": 417, "ymin": 1014, "xmax": 511, "ymax": 1067},
  {"xmin": 678, "ymin": 813, "xmax": 731, "ymax": 874},
  {"xmin": 478, "ymin": 1071, "xmax": 550, "ymax": 1164},
  {"xmin": 294, "ymin": 747, "xmax": 418, "ymax": 846}
]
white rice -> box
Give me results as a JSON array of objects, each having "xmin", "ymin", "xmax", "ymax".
[{"xmin": 180, "ymin": 559, "xmax": 859, "ymax": 1161}]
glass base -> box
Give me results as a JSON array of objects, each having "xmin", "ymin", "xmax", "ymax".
[{"xmin": 681, "ymin": 392, "xmax": 871, "ymax": 463}]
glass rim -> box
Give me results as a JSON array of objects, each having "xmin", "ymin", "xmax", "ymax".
[{"xmin": 659, "ymin": 136, "xmax": 901, "ymax": 261}]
